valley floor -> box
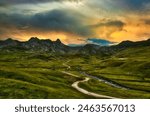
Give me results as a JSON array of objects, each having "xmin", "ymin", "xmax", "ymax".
[{"xmin": 0, "ymin": 47, "xmax": 150, "ymax": 99}]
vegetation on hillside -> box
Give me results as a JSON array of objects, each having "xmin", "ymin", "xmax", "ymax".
[{"xmin": 0, "ymin": 45, "xmax": 150, "ymax": 98}]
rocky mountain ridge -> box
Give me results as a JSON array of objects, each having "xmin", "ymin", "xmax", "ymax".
[{"xmin": 0, "ymin": 37, "xmax": 150, "ymax": 55}]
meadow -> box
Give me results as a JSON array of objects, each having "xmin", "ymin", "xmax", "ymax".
[{"xmin": 0, "ymin": 46, "xmax": 150, "ymax": 98}]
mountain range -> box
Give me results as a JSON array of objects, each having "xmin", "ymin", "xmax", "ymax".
[{"xmin": 0, "ymin": 37, "xmax": 150, "ymax": 55}]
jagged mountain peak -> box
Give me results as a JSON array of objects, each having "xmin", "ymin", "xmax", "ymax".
[
  {"xmin": 28, "ymin": 37, "xmax": 40, "ymax": 42},
  {"xmin": 55, "ymin": 38, "xmax": 61, "ymax": 44},
  {"xmin": 5, "ymin": 38, "xmax": 14, "ymax": 41},
  {"xmin": 0, "ymin": 37, "xmax": 150, "ymax": 55},
  {"xmin": 4, "ymin": 38, "xmax": 19, "ymax": 43}
]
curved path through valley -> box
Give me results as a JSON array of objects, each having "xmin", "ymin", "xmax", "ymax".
[
  {"xmin": 72, "ymin": 77, "xmax": 118, "ymax": 99},
  {"xmin": 61, "ymin": 71, "xmax": 119, "ymax": 99}
]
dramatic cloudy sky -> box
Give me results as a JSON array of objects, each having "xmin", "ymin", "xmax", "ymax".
[{"xmin": 0, "ymin": 0, "xmax": 150, "ymax": 44}]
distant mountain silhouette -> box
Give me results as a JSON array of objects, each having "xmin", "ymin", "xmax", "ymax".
[
  {"xmin": 117, "ymin": 39, "xmax": 150, "ymax": 47},
  {"xmin": 0, "ymin": 37, "xmax": 150, "ymax": 55}
]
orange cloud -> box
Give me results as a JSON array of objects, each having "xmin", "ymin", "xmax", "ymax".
[
  {"xmin": 90, "ymin": 14, "xmax": 150, "ymax": 42},
  {"xmin": 110, "ymin": 15, "xmax": 150, "ymax": 42}
]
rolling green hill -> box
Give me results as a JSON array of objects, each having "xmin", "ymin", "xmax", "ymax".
[
  {"xmin": 76, "ymin": 46, "xmax": 150, "ymax": 98},
  {"xmin": 0, "ymin": 38, "xmax": 150, "ymax": 98}
]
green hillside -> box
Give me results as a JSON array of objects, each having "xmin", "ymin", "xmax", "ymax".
[
  {"xmin": 76, "ymin": 46, "xmax": 150, "ymax": 98},
  {"xmin": 0, "ymin": 52, "xmax": 93, "ymax": 98},
  {"xmin": 0, "ymin": 46, "xmax": 150, "ymax": 98}
]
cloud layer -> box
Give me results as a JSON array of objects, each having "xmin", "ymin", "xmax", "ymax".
[
  {"xmin": 0, "ymin": 10, "xmax": 92, "ymax": 39},
  {"xmin": 0, "ymin": 0, "xmax": 149, "ymax": 44},
  {"xmin": 0, "ymin": 0, "xmax": 81, "ymax": 5}
]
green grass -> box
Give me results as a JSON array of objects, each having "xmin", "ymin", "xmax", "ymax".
[
  {"xmin": 66, "ymin": 46, "xmax": 150, "ymax": 98},
  {"xmin": 0, "ymin": 52, "xmax": 94, "ymax": 99},
  {"xmin": 0, "ymin": 46, "xmax": 150, "ymax": 98},
  {"xmin": 79, "ymin": 79, "xmax": 150, "ymax": 99}
]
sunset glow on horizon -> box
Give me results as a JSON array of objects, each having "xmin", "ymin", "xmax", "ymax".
[{"xmin": 0, "ymin": 0, "xmax": 150, "ymax": 44}]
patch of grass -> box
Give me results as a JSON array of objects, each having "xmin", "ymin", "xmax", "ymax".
[
  {"xmin": 79, "ymin": 79, "xmax": 150, "ymax": 99},
  {"xmin": 0, "ymin": 46, "xmax": 150, "ymax": 99}
]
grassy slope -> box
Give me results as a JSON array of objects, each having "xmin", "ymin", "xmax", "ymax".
[
  {"xmin": 0, "ymin": 52, "xmax": 93, "ymax": 98},
  {"xmin": 68, "ymin": 46, "xmax": 150, "ymax": 98},
  {"xmin": 0, "ymin": 46, "xmax": 150, "ymax": 98}
]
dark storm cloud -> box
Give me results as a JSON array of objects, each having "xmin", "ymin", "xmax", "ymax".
[
  {"xmin": 85, "ymin": 0, "xmax": 150, "ymax": 13},
  {"xmin": 120, "ymin": 0, "xmax": 150, "ymax": 10},
  {"xmin": 0, "ymin": 13, "xmax": 29, "ymax": 27},
  {"xmin": 0, "ymin": 10, "xmax": 92, "ymax": 37},
  {"xmin": 91, "ymin": 21, "xmax": 125, "ymax": 28},
  {"xmin": 30, "ymin": 10, "xmax": 91, "ymax": 36},
  {"xmin": 0, "ymin": 0, "xmax": 81, "ymax": 5}
]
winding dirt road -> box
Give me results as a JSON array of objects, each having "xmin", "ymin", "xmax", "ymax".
[
  {"xmin": 61, "ymin": 71, "xmax": 119, "ymax": 99},
  {"xmin": 72, "ymin": 77, "xmax": 118, "ymax": 99}
]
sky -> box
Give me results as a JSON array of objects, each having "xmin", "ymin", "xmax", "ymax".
[{"xmin": 0, "ymin": 0, "xmax": 150, "ymax": 44}]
